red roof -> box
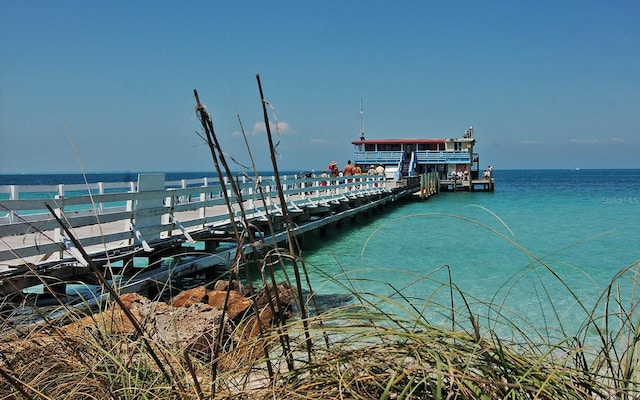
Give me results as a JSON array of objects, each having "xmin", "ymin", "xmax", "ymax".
[{"xmin": 351, "ymin": 138, "xmax": 447, "ymax": 145}]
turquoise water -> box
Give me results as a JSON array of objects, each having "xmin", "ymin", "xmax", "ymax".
[
  {"xmin": 296, "ymin": 169, "xmax": 640, "ymax": 342},
  {"xmin": 3, "ymin": 169, "xmax": 639, "ymax": 343}
]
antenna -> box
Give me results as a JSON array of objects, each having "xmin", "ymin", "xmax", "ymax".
[{"xmin": 358, "ymin": 97, "xmax": 365, "ymax": 140}]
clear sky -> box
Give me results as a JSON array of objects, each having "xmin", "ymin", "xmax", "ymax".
[{"xmin": 1, "ymin": 1, "xmax": 639, "ymax": 174}]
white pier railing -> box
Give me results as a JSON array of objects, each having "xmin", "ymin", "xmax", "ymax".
[{"xmin": 0, "ymin": 173, "xmax": 389, "ymax": 268}]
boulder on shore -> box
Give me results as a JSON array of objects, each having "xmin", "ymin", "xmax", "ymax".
[
  {"xmin": 63, "ymin": 281, "xmax": 295, "ymax": 360},
  {"xmin": 168, "ymin": 285, "xmax": 253, "ymax": 319}
]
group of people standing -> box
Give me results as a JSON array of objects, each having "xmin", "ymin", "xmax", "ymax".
[
  {"xmin": 320, "ymin": 160, "xmax": 386, "ymax": 189},
  {"xmin": 482, "ymin": 165, "xmax": 493, "ymax": 179},
  {"xmin": 450, "ymin": 169, "xmax": 469, "ymax": 181},
  {"xmin": 322, "ymin": 160, "xmax": 385, "ymax": 179}
]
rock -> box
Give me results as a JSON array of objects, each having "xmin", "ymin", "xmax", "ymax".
[
  {"xmin": 149, "ymin": 302, "xmax": 228, "ymax": 356},
  {"xmin": 207, "ymin": 290, "xmax": 253, "ymax": 319},
  {"xmin": 62, "ymin": 281, "xmax": 295, "ymax": 363},
  {"xmin": 64, "ymin": 292, "xmax": 153, "ymax": 336},
  {"xmin": 65, "ymin": 306, "xmax": 143, "ymax": 336},
  {"xmin": 118, "ymin": 292, "xmax": 150, "ymax": 310},
  {"xmin": 169, "ymin": 285, "xmax": 253, "ymax": 319},
  {"xmin": 168, "ymin": 285, "xmax": 208, "ymax": 307},
  {"xmin": 238, "ymin": 282, "xmax": 295, "ymax": 340},
  {"xmin": 254, "ymin": 282, "xmax": 295, "ymax": 309},
  {"xmin": 213, "ymin": 279, "xmax": 248, "ymax": 295}
]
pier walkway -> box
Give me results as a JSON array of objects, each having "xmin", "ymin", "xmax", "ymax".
[
  {"xmin": 0, "ymin": 172, "xmax": 439, "ymax": 299},
  {"xmin": 439, "ymin": 177, "xmax": 495, "ymax": 192}
]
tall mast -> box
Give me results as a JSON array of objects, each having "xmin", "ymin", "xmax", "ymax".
[{"xmin": 358, "ymin": 97, "xmax": 365, "ymax": 139}]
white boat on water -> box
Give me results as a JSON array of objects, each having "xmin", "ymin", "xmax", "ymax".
[
  {"xmin": 351, "ymin": 126, "xmax": 480, "ymax": 181},
  {"xmin": 351, "ymin": 126, "xmax": 494, "ymax": 192}
]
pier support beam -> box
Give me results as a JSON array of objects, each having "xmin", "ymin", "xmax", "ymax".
[
  {"xmin": 43, "ymin": 280, "xmax": 67, "ymax": 298},
  {"xmin": 120, "ymin": 255, "xmax": 136, "ymax": 276},
  {"xmin": 204, "ymin": 239, "xmax": 219, "ymax": 254}
]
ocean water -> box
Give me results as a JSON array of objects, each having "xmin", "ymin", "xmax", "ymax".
[
  {"xmin": 0, "ymin": 170, "xmax": 305, "ymax": 186},
  {"xmin": 2, "ymin": 169, "xmax": 639, "ymax": 343},
  {"xmin": 295, "ymin": 169, "xmax": 640, "ymax": 342}
]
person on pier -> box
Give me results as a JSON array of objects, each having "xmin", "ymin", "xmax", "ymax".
[
  {"xmin": 343, "ymin": 160, "xmax": 354, "ymax": 176},
  {"xmin": 343, "ymin": 160, "xmax": 354, "ymax": 190},
  {"xmin": 329, "ymin": 161, "xmax": 339, "ymax": 178}
]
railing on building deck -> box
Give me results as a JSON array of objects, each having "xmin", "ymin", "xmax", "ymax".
[
  {"xmin": 414, "ymin": 150, "xmax": 471, "ymax": 164},
  {"xmin": 352, "ymin": 151, "xmax": 403, "ymax": 165},
  {"xmin": 353, "ymin": 150, "xmax": 471, "ymax": 166}
]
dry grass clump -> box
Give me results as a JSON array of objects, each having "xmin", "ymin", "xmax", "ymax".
[
  {"xmin": 0, "ymin": 298, "xmax": 633, "ymax": 399},
  {"xmin": 211, "ymin": 306, "xmax": 624, "ymax": 399},
  {"xmin": 0, "ymin": 324, "xmax": 175, "ymax": 399}
]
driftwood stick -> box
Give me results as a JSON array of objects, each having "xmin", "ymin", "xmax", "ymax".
[{"xmin": 256, "ymin": 74, "xmax": 314, "ymax": 361}]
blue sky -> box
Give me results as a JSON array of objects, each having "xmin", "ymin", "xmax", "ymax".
[{"xmin": 1, "ymin": 1, "xmax": 639, "ymax": 174}]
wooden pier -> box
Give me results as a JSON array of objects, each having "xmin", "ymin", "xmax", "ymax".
[
  {"xmin": 439, "ymin": 177, "xmax": 495, "ymax": 192},
  {"xmin": 0, "ymin": 172, "xmax": 439, "ymax": 301}
]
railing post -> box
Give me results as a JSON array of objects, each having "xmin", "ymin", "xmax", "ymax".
[
  {"xmin": 164, "ymin": 189, "xmax": 175, "ymax": 238},
  {"xmin": 223, "ymin": 177, "xmax": 230, "ymax": 198},
  {"xmin": 181, "ymin": 179, "xmax": 188, "ymax": 203},
  {"xmin": 125, "ymin": 181, "xmax": 136, "ymax": 245},
  {"xmin": 132, "ymin": 173, "xmax": 165, "ymax": 250},
  {"xmin": 9, "ymin": 185, "xmax": 17, "ymax": 224},
  {"xmin": 54, "ymin": 184, "xmax": 65, "ymax": 259},
  {"xmin": 244, "ymin": 175, "xmax": 252, "ymax": 197},
  {"xmin": 282, "ymin": 175, "xmax": 289, "ymax": 201},
  {"xmin": 98, "ymin": 182, "xmax": 104, "ymax": 214},
  {"xmin": 199, "ymin": 180, "xmax": 207, "ymax": 222}
]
